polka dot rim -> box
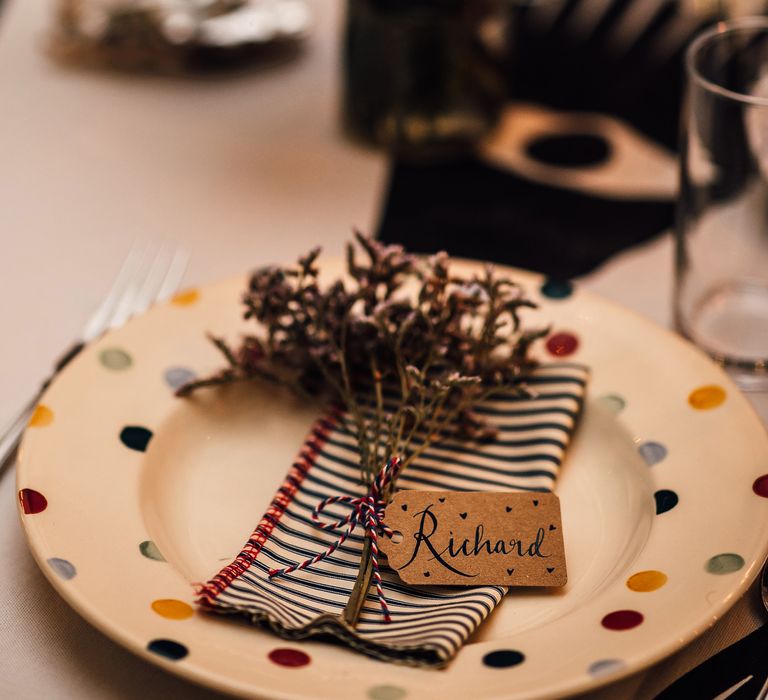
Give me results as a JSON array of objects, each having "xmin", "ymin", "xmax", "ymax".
[
  {"xmin": 655, "ymin": 489, "xmax": 679, "ymax": 514},
  {"xmin": 151, "ymin": 599, "xmax": 194, "ymax": 620},
  {"xmin": 588, "ymin": 659, "xmax": 626, "ymax": 678},
  {"xmin": 540, "ymin": 278, "xmax": 574, "ymax": 299},
  {"xmin": 706, "ymin": 553, "xmax": 745, "ymax": 575},
  {"xmin": 482, "ymin": 650, "xmax": 525, "ymax": 668},
  {"xmin": 19, "ymin": 488, "xmax": 47, "ymax": 514},
  {"xmin": 120, "ymin": 426, "xmax": 153, "ymax": 452},
  {"xmin": 627, "ymin": 570, "xmax": 667, "ymax": 592},
  {"xmin": 29, "ymin": 405, "xmax": 54, "ymax": 427},
  {"xmin": 171, "ymin": 289, "xmax": 200, "ymax": 306},
  {"xmin": 601, "ymin": 610, "xmax": 644, "ymax": 631},
  {"xmin": 139, "ymin": 540, "xmax": 166, "ymax": 561},
  {"xmin": 99, "ymin": 348, "xmax": 132, "ymax": 371},
  {"xmin": 545, "ymin": 332, "xmax": 579, "ymax": 357},
  {"xmin": 147, "ymin": 639, "xmax": 188, "ymax": 661},
  {"xmin": 688, "ymin": 385, "xmax": 726, "ymax": 410},
  {"xmin": 639, "ymin": 441, "xmax": 667, "ymax": 466},
  {"xmin": 753, "ymin": 475, "xmax": 768, "ymax": 498},
  {"xmin": 47, "ymin": 558, "xmax": 76, "ymax": 580},
  {"xmin": 268, "ymin": 648, "xmax": 310, "ymax": 668}
]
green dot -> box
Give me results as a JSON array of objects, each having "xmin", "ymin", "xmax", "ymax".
[
  {"xmin": 100, "ymin": 348, "xmax": 132, "ymax": 370},
  {"xmin": 368, "ymin": 686, "xmax": 407, "ymax": 700},
  {"xmin": 140, "ymin": 540, "xmax": 165, "ymax": 562},
  {"xmin": 706, "ymin": 553, "xmax": 744, "ymax": 575},
  {"xmin": 597, "ymin": 394, "xmax": 626, "ymax": 414}
]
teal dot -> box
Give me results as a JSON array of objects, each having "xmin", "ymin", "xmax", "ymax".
[
  {"xmin": 99, "ymin": 348, "xmax": 132, "ymax": 370},
  {"xmin": 540, "ymin": 278, "xmax": 574, "ymax": 299},
  {"xmin": 706, "ymin": 553, "xmax": 744, "ymax": 575},
  {"xmin": 47, "ymin": 558, "xmax": 76, "ymax": 580},
  {"xmin": 589, "ymin": 659, "xmax": 626, "ymax": 678},
  {"xmin": 139, "ymin": 540, "xmax": 166, "ymax": 562},
  {"xmin": 368, "ymin": 686, "xmax": 407, "ymax": 700},
  {"xmin": 597, "ymin": 394, "xmax": 626, "ymax": 414}
]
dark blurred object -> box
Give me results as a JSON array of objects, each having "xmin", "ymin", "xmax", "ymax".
[
  {"xmin": 378, "ymin": 0, "xmax": 716, "ymax": 275},
  {"xmin": 378, "ymin": 156, "xmax": 674, "ymax": 278},
  {"xmin": 51, "ymin": 0, "xmax": 310, "ymax": 74},
  {"xmin": 342, "ymin": 0, "xmax": 507, "ymax": 159}
]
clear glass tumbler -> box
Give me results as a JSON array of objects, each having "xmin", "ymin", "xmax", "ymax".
[{"xmin": 676, "ymin": 18, "xmax": 768, "ymax": 390}]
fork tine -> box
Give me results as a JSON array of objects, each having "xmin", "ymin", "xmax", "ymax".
[
  {"xmin": 155, "ymin": 248, "xmax": 190, "ymax": 303},
  {"xmin": 107, "ymin": 243, "xmax": 158, "ymax": 330},
  {"xmin": 130, "ymin": 245, "xmax": 174, "ymax": 316},
  {"xmin": 81, "ymin": 245, "xmax": 144, "ymax": 343}
]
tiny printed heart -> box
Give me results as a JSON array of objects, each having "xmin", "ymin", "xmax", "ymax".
[
  {"xmin": 547, "ymin": 567, "xmax": 555, "ymax": 573},
  {"xmin": 401, "ymin": 504, "xmax": 408, "ymax": 511},
  {"xmin": 505, "ymin": 506, "xmax": 512, "ymax": 512},
  {"xmin": 533, "ymin": 500, "xmax": 539, "ymax": 506},
  {"xmin": 438, "ymin": 497, "xmax": 445, "ymax": 503},
  {"xmin": 423, "ymin": 571, "xmax": 430, "ymax": 577},
  {"xmin": 549, "ymin": 524, "xmax": 557, "ymax": 531},
  {"xmin": 459, "ymin": 512, "xmax": 468, "ymax": 519},
  {"xmin": 506, "ymin": 568, "xmax": 514, "ymax": 575}
]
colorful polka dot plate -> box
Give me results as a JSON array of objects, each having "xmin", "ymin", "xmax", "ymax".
[{"xmin": 16, "ymin": 262, "xmax": 768, "ymax": 700}]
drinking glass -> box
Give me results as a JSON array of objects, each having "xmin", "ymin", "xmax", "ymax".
[{"xmin": 676, "ymin": 18, "xmax": 768, "ymax": 390}]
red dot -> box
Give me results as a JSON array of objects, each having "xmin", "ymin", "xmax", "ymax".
[
  {"xmin": 268, "ymin": 648, "xmax": 310, "ymax": 668},
  {"xmin": 19, "ymin": 488, "xmax": 47, "ymax": 514},
  {"xmin": 546, "ymin": 332, "xmax": 579, "ymax": 357},
  {"xmin": 753, "ymin": 475, "xmax": 768, "ymax": 497},
  {"xmin": 601, "ymin": 610, "xmax": 643, "ymax": 631}
]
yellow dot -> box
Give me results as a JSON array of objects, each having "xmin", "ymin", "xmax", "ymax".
[
  {"xmin": 151, "ymin": 599, "xmax": 194, "ymax": 620},
  {"xmin": 688, "ymin": 385, "xmax": 726, "ymax": 410},
  {"xmin": 29, "ymin": 405, "xmax": 54, "ymax": 427},
  {"xmin": 627, "ymin": 570, "xmax": 667, "ymax": 592},
  {"xmin": 171, "ymin": 289, "xmax": 199, "ymax": 306}
]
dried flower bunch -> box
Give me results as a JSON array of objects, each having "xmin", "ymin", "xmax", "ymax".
[
  {"xmin": 179, "ymin": 232, "xmax": 547, "ymax": 485},
  {"xmin": 180, "ymin": 233, "xmax": 547, "ymax": 626}
]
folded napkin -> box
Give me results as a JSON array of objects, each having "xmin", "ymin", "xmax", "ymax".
[{"xmin": 198, "ymin": 362, "xmax": 589, "ymax": 667}]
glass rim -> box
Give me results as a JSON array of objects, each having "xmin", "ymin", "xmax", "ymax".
[{"xmin": 687, "ymin": 17, "xmax": 768, "ymax": 107}]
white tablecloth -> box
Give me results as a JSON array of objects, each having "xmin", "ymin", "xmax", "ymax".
[{"xmin": 1, "ymin": 1, "xmax": 766, "ymax": 698}]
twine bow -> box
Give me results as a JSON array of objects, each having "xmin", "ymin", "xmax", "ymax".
[{"xmin": 268, "ymin": 457, "xmax": 402, "ymax": 623}]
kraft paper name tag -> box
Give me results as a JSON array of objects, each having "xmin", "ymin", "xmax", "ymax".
[{"xmin": 379, "ymin": 491, "xmax": 567, "ymax": 587}]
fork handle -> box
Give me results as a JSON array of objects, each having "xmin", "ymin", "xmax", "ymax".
[{"xmin": 0, "ymin": 341, "xmax": 85, "ymax": 474}]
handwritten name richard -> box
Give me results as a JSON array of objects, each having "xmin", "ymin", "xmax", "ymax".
[{"xmin": 380, "ymin": 491, "xmax": 567, "ymax": 587}]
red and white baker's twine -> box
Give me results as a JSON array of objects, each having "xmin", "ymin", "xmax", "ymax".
[{"xmin": 268, "ymin": 457, "xmax": 402, "ymax": 623}]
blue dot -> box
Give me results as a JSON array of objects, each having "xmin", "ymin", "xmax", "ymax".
[
  {"xmin": 639, "ymin": 441, "xmax": 667, "ymax": 466},
  {"xmin": 164, "ymin": 367, "xmax": 196, "ymax": 391},
  {"xmin": 482, "ymin": 650, "xmax": 525, "ymax": 668},
  {"xmin": 120, "ymin": 426, "xmax": 153, "ymax": 452},
  {"xmin": 147, "ymin": 639, "xmax": 188, "ymax": 661},
  {"xmin": 540, "ymin": 278, "xmax": 574, "ymax": 300},
  {"xmin": 589, "ymin": 659, "xmax": 626, "ymax": 678},
  {"xmin": 47, "ymin": 558, "xmax": 76, "ymax": 580},
  {"xmin": 654, "ymin": 489, "xmax": 679, "ymax": 514}
]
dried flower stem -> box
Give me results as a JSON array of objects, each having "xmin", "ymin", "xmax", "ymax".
[{"xmin": 179, "ymin": 233, "xmax": 547, "ymax": 626}]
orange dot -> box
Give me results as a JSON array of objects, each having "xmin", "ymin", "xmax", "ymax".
[
  {"xmin": 171, "ymin": 289, "xmax": 199, "ymax": 306},
  {"xmin": 151, "ymin": 599, "xmax": 194, "ymax": 620},
  {"xmin": 626, "ymin": 570, "xmax": 667, "ymax": 592},
  {"xmin": 688, "ymin": 385, "xmax": 726, "ymax": 410},
  {"xmin": 29, "ymin": 405, "xmax": 54, "ymax": 427}
]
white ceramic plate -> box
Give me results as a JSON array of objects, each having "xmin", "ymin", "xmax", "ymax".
[{"xmin": 16, "ymin": 262, "xmax": 768, "ymax": 700}]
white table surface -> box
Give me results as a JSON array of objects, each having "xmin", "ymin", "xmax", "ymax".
[{"xmin": 1, "ymin": 1, "xmax": 766, "ymax": 698}]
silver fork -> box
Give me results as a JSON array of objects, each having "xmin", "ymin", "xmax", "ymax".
[{"xmin": 0, "ymin": 243, "xmax": 189, "ymax": 474}]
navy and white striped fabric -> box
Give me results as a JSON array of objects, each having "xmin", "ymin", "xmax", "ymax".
[{"xmin": 200, "ymin": 362, "xmax": 588, "ymax": 667}]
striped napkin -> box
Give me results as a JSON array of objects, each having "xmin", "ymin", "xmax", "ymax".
[{"xmin": 198, "ymin": 362, "xmax": 589, "ymax": 667}]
